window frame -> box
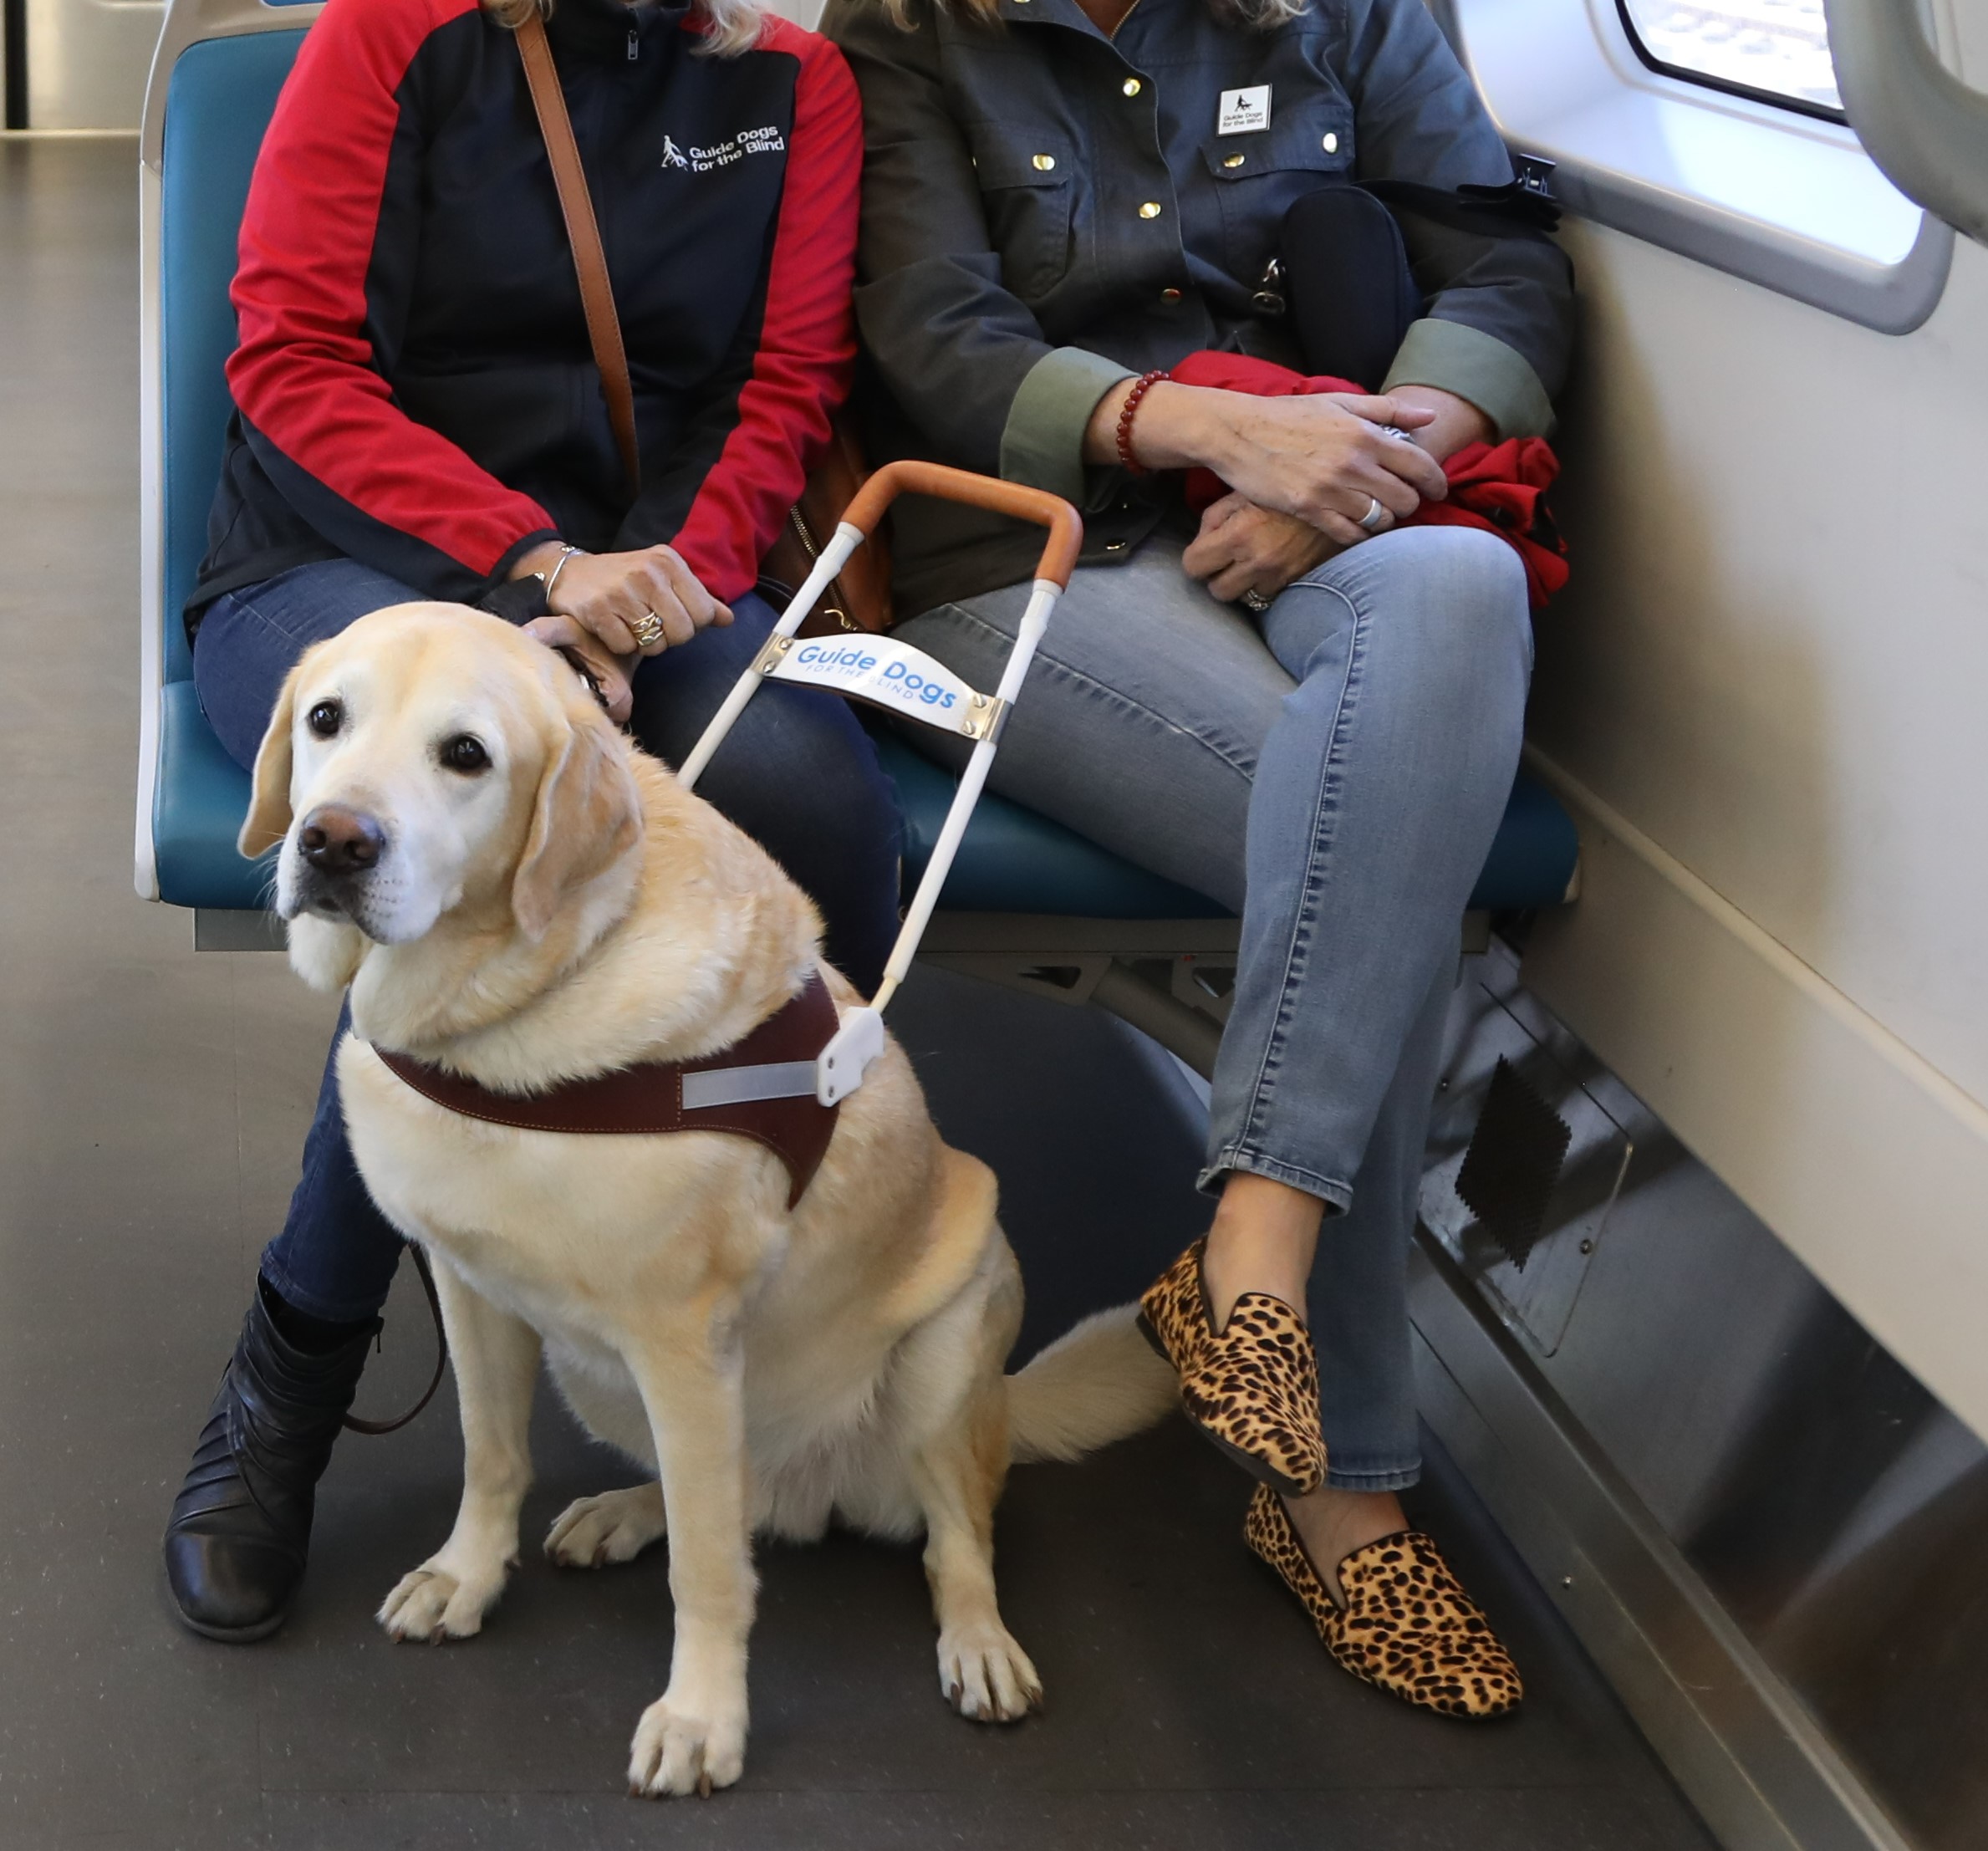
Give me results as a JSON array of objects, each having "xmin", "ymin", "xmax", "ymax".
[
  {"xmin": 1610, "ymin": 0, "xmax": 1848, "ymax": 126},
  {"xmin": 1436, "ymin": 0, "xmax": 1950, "ymax": 334}
]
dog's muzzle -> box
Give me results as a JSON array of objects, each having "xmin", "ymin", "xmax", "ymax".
[{"xmin": 293, "ymin": 803, "xmax": 385, "ymax": 915}]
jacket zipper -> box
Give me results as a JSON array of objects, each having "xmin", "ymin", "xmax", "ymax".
[
  {"xmin": 787, "ymin": 506, "xmax": 858, "ymax": 630},
  {"xmin": 627, "ymin": 27, "xmax": 639, "ymax": 59}
]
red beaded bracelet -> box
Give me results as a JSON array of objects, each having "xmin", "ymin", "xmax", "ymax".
[{"xmin": 1115, "ymin": 370, "xmax": 1170, "ymax": 476}]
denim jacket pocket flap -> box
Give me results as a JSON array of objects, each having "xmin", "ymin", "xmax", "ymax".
[
  {"xmin": 1201, "ymin": 110, "xmax": 1353, "ymax": 181},
  {"xmin": 975, "ymin": 135, "xmax": 1076, "ymax": 190}
]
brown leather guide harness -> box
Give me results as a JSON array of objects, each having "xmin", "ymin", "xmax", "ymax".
[
  {"xmin": 343, "ymin": 973, "xmax": 842, "ymax": 1436},
  {"xmin": 373, "ymin": 971, "xmax": 844, "ymax": 1211}
]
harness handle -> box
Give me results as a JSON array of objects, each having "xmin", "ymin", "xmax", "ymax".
[
  {"xmin": 678, "ymin": 459, "xmax": 1083, "ymax": 1107},
  {"xmin": 839, "ymin": 461, "xmax": 1084, "ymax": 589}
]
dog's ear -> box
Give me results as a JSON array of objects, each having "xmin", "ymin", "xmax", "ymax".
[
  {"xmin": 511, "ymin": 708, "xmax": 642, "ymax": 941},
  {"xmin": 239, "ymin": 666, "xmax": 301, "ymax": 858}
]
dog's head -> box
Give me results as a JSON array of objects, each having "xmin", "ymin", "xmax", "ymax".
[{"xmin": 242, "ymin": 604, "xmax": 642, "ymax": 980}]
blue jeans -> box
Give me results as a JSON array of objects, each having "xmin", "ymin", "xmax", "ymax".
[
  {"xmin": 193, "ymin": 557, "xmax": 903, "ymax": 1324},
  {"xmin": 899, "ymin": 526, "xmax": 1533, "ymax": 1489}
]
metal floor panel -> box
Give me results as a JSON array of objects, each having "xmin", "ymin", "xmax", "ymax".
[{"xmin": 0, "ymin": 138, "xmax": 1712, "ymax": 1848}]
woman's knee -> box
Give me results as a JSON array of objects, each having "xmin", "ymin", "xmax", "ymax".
[
  {"xmin": 191, "ymin": 558, "xmax": 425, "ymax": 770},
  {"xmin": 1404, "ymin": 526, "xmax": 1533, "ymax": 676},
  {"xmin": 1308, "ymin": 527, "xmax": 1532, "ymax": 700},
  {"xmin": 691, "ymin": 687, "xmax": 902, "ymax": 873}
]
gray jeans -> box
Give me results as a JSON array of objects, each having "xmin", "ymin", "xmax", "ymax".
[{"xmin": 900, "ymin": 525, "xmax": 1533, "ymax": 1489}]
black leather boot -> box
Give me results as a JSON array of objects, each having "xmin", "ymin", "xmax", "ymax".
[{"xmin": 162, "ymin": 1279, "xmax": 379, "ymax": 1641}]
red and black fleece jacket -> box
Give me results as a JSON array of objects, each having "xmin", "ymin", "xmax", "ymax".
[{"xmin": 189, "ymin": 0, "xmax": 861, "ymax": 626}]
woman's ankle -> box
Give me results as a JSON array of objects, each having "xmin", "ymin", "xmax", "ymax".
[
  {"xmin": 1282, "ymin": 1486, "xmax": 1410, "ymax": 1601},
  {"xmin": 1202, "ymin": 1174, "xmax": 1325, "ymax": 1323},
  {"xmin": 257, "ymin": 1274, "xmax": 375, "ymax": 1356}
]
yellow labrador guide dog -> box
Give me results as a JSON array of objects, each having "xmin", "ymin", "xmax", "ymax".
[{"xmin": 239, "ymin": 599, "xmax": 1175, "ymax": 1799}]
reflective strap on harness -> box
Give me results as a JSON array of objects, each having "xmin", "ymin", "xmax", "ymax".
[{"xmin": 682, "ymin": 1061, "xmax": 819, "ymax": 1109}]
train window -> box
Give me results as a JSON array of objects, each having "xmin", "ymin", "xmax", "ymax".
[
  {"xmin": 1615, "ymin": 0, "xmax": 1845, "ymax": 120},
  {"xmin": 1446, "ymin": 0, "xmax": 1948, "ymax": 331}
]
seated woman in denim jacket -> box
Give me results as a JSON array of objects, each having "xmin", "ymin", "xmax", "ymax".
[
  {"xmin": 826, "ymin": 0, "xmax": 1573, "ymax": 1715},
  {"xmin": 163, "ymin": 0, "xmax": 901, "ymax": 1641}
]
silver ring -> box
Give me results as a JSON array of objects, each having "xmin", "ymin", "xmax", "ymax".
[
  {"xmin": 630, "ymin": 610, "xmax": 665, "ymax": 648},
  {"xmin": 1373, "ymin": 424, "xmax": 1412, "ymax": 444},
  {"xmin": 1239, "ymin": 589, "xmax": 1272, "ymax": 614},
  {"xmin": 1357, "ymin": 496, "xmax": 1389, "ymax": 533}
]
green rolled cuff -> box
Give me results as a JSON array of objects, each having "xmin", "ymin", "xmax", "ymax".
[
  {"xmin": 1382, "ymin": 318, "xmax": 1555, "ymax": 441},
  {"xmin": 999, "ymin": 346, "xmax": 1137, "ymax": 503}
]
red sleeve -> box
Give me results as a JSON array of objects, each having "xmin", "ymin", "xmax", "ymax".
[
  {"xmin": 666, "ymin": 28, "xmax": 863, "ymax": 602},
  {"xmin": 227, "ymin": 0, "xmax": 557, "ymax": 592}
]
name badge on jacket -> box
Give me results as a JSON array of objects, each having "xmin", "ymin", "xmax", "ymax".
[{"xmin": 1217, "ymin": 85, "xmax": 1271, "ymax": 135}]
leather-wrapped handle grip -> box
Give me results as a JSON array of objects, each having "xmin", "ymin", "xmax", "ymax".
[{"xmin": 840, "ymin": 460, "xmax": 1084, "ymax": 589}]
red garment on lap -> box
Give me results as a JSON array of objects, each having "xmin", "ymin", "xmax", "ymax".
[{"xmin": 1166, "ymin": 351, "xmax": 1568, "ymax": 609}]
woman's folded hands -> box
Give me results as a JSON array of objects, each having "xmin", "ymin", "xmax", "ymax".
[{"xmin": 1092, "ymin": 378, "xmax": 1497, "ymax": 606}]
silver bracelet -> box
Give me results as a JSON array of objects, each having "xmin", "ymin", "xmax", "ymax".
[{"xmin": 543, "ymin": 544, "xmax": 584, "ymax": 608}]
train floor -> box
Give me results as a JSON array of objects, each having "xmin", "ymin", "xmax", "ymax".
[{"xmin": 1, "ymin": 135, "xmax": 1715, "ymax": 1850}]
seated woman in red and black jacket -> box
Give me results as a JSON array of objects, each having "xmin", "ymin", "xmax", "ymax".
[{"xmin": 164, "ymin": 0, "xmax": 900, "ymax": 1643}]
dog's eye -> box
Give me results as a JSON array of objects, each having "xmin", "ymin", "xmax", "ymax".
[
  {"xmin": 440, "ymin": 734, "xmax": 491, "ymax": 775},
  {"xmin": 307, "ymin": 700, "xmax": 343, "ymax": 738}
]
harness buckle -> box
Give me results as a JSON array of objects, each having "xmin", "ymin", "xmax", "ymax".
[{"xmin": 816, "ymin": 1006, "xmax": 886, "ymax": 1106}]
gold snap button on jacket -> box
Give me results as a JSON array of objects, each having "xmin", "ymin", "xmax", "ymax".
[
  {"xmin": 1139, "ymin": 201, "xmax": 1162, "ymax": 218},
  {"xmin": 1123, "ymin": 77, "xmax": 1142, "ymax": 96},
  {"xmin": 1323, "ymin": 131, "xmax": 1339, "ymax": 153},
  {"xmin": 1032, "ymin": 153, "xmax": 1057, "ymax": 171},
  {"xmin": 1160, "ymin": 286, "xmax": 1182, "ymax": 302},
  {"xmin": 1222, "ymin": 152, "xmax": 1246, "ymax": 168}
]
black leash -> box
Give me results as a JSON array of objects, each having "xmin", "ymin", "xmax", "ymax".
[{"xmin": 342, "ymin": 1244, "xmax": 450, "ymax": 1435}]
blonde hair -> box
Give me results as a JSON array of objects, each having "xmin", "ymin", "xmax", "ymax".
[
  {"xmin": 878, "ymin": 0, "xmax": 1306, "ymax": 28},
  {"xmin": 483, "ymin": 0, "xmax": 767, "ymax": 59}
]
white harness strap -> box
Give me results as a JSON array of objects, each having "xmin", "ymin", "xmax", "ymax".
[{"xmin": 676, "ymin": 464, "xmax": 1079, "ymax": 1106}]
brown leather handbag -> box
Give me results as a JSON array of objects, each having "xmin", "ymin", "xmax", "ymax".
[{"xmin": 515, "ymin": 13, "xmax": 891, "ymax": 635}]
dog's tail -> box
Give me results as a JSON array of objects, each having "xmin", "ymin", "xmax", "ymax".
[{"xmin": 1006, "ymin": 1303, "xmax": 1178, "ymax": 1465}]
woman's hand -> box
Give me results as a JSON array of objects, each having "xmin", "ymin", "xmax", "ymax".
[
  {"xmin": 517, "ymin": 612, "xmax": 639, "ymax": 724},
  {"xmin": 1191, "ymin": 390, "xmax": 1450, "ymax": 544},
  {"xmin": 1182, "ymin": 493, "xmax": 1338, "ymax": 604},
  {"xmin": 1086, "ymin": 382, "xmax": 1450, "ymax": 547},
  {"xmin": 512, "ymin": 541, "xmax": 732, "ymax": 660}
]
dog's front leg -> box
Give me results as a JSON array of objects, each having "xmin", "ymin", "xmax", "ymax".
[
  {"xmin": 910, "ymin": 1393, "xmax": 1042, "ymax": 1724},
  {"xmin": 622, "ymin": 1300, "xmax": 754, "ymax": 1798},
  {"xmin": 380, "ymin": 1252, "xmax": 541, "ymax": 1642}
]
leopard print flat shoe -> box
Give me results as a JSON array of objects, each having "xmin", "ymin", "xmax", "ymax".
[
  {"xmin": 1244, "ymin": 1485, "xmax": 1523, "ymax": 1720},
  {"xmin": 1137, "ymin": 1239, "xmax": 1327, "ymax": 1497}
]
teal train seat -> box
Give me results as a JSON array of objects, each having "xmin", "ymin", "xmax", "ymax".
[{"xmin": 135, "ymin": 0, "xmax": 1578, "ymax": 1062}]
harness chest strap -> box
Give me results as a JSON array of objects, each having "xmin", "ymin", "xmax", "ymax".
[{"xmin": 370, "ymin": 970, "xmax": 843, "ymax": 1210}]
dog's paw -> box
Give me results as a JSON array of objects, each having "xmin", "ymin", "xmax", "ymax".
[
  {"xmin": 937, "ymin": 1622, "xmax": 1042, "ymax": 1724},
  {"xmin": 626, "ymin": 1696, "xmax": 747, "ymax": 1799},
  {"xmin": 377, "ymin": 1563, "xmax": 505, "ymax": 1643},
  {"xmin": 545, "ymin": 1484, "xmax": 668, "ymax": 1569}
]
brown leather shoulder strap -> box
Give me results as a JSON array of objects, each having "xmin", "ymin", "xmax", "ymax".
[{"xmin": 515, "ymin": 13, "xmax": 640, "ymax": 492}]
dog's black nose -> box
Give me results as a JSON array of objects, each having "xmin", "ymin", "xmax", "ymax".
[{"xmin": 298, "ymin": 805, "xmax": 385, "ymax": 875}]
